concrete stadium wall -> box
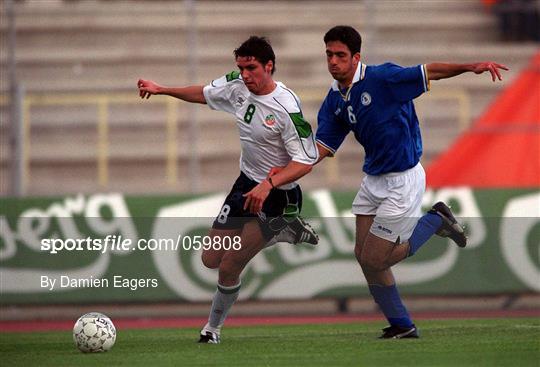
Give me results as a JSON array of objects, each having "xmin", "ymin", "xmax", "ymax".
[{"xmin": 0, "ymin": 0, "xmax": 537, "ymax": 195}]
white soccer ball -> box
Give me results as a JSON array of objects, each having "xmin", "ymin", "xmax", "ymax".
[{"xmin": 73, "ymin": 312, "xmax": 116, "ymax": 353}]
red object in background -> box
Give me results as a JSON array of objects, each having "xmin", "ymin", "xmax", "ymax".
[
  {"xmin": 426, "ymin": 52, "xmax": 540, "ymax": 188},
  {"xmin": 481, "ymin": 0, "xmax": 499, "ymax": 7}
]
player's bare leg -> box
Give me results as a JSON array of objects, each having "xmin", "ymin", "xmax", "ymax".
[
  {"xmin": 199, "ymin": 220, "xmax": 265, "ymax": 344},
  {"xmin": 359, "ymin": 233, "xmax": 410, "ymax": 273},
  {"xmin": 355, "ymin": 216, "xmax": 399, "ymax": 286},
  {"xmin": 218, "ymin": 220, "xmax": 265, "ymax": 285},
  {"xmin": 353, "ymin": 215, "xmax": 373, "ymax": 268},
  {"xmin": 355, "ymin": 215, "xmax": 418, "ymax": 339},
  {"xmin": 201, "ymin": 228, "xmax": 242, "ymax": 270}
]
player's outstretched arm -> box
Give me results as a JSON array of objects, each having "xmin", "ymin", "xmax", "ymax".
[
  {"xmin": 266, "ymin": 144, "xmax": 331, "ymax": 180},
  {"xmin": 137, "ymin": 79, "xmax": 206, "ymax": 104},
  {"xmin": 427, "ymin": 62, "xmax": 509, "ymax": 82}
]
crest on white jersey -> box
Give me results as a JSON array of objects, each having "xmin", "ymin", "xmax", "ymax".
[{"xmin": 264, "ymin": 114, "xmax": 276, "ymax": 126}]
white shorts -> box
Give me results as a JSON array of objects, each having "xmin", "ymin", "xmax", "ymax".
[{"xmin": 352, "ymin": 163, "xmax": 425, "ymax": 243}]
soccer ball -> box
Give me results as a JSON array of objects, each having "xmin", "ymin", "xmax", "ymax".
[{"xmin": 73, "ymin": 312, "xmax": 116, "ymax": 353}]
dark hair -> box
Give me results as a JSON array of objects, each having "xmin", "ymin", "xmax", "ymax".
[
  {"xmin": 234, "ymin": 36, "xmax": 276, "ymax": 74},
  {"xmin": 324, "ymin": 25, "xmax": 362, "ymax": 55}
]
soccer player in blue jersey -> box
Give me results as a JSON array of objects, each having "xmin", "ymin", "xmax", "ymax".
[{"xmin": 273, "ymin": 25, "xmax": 508, "ymax": 338}]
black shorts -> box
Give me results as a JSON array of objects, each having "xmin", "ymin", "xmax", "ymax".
[{"xmin": 212, "ymin": 171, "xmax": 303, "ymax": 239}]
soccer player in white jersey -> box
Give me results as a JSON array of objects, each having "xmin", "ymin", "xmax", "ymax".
[
  {"xmin": 271, "ymin": 26, "xmax": 508, "ymax": 339},
  {"xmin": 138, "ymin": 36, "xmax": 319, "ymax": 343}
]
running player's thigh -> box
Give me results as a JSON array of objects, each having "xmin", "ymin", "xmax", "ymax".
[
  {"xmin": 220, "ymin": 220, "xmax": 265, "ymax": 270},
  {"xmin": 356, "ymin": 216, "xmax": 397, "ymax": 285},
  {"xmin": 356, "ymin": 215, "xmax": 375, "ymax": 251},
  {"xmin": 361, "ymin": 231, "xmax": 396, "ymax": 267},
  {"xmin": 202, "ymin": 228, "xmax": 243, "ymax": 268}
]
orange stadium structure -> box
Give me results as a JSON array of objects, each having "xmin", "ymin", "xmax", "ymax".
[{"xmin": 426, "ymin": 51, "xmax": 540, "ymax": 188}]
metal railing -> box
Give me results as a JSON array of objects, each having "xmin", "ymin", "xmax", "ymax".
[
  {"xmin": 0, "ymin": 89, "xmax": 471, "ymax": 195},
  {"xmin": 0, "ymin": 93, "xmax": 179, "ymax": 193},
  {"xmin": 416, "ymin": 89, "xmax": 472, "ymax": 133}
]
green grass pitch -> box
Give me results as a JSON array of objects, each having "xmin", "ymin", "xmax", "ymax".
[{"xmin": 2, "ymin": 318, "xmax": 539, "ymax": 366}]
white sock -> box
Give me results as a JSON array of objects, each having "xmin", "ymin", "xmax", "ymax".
[{"xmin": 207, "ymin": 282, "xmax": 241, "ymax": 330}]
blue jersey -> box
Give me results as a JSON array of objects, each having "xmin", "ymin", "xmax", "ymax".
[{"xmin": 316, "ymin": 62, "xmax": 430, "ymax": 175}]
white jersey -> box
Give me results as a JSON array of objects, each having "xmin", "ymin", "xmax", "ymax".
[{"xmin": 203, "ymin": 71, "xmax": 318, "ymax": 189}]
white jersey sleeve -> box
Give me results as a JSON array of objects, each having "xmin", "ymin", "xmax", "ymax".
[
  {"xmin": 202, "ymin": 71, "xmax": 242, "ymax": 114},
  {"xmin": 275, "ymin": 87, "xmax": 318, "ymax": 165}
]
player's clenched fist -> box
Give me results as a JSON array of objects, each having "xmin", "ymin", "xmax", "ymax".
[{"xmin": 137, "ymin": 79, "xmax": 161, "ymax": 99}]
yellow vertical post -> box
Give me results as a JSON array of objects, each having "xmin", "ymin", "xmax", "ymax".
[
  {"xmin": 166, "ymin": 99, "xmax": 178, "ymax": 186},
  {"xmin": 22, "ymin": 98, "xmax": 31, "ymax": 193},
  {"xmin": 97, "ymin": 98, "xmax": 109, "ymax": 187}
]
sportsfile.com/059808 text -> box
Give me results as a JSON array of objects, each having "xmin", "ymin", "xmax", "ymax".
[{"xmin": 40, "ymin": 235, "xmax": 242, "ymax": 254}]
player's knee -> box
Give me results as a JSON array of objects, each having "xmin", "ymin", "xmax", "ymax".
[
  {"xmin": 359, "ymin": 254, "xmax": 387, "ymax": 273},
  {"xmin": 218, "ymin": 256, "xmax": 243, "ymax": 280},
  {"xmin": 201, "ymin": 251, "xmax": 221, "ymax": 269}
]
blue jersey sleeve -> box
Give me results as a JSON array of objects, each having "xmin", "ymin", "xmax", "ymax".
[
  {"xmin": 380, "ymin": 63, "xmax": 429, "ymax": 102},
  {"xmin": 315, "ymin": 93, "xmax": 350, "ymax": 155}
]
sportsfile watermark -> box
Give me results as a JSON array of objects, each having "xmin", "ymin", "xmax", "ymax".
[
  {"xmin": 40, "ymin": 235, "xmax": 242, "ymax": 254},
  {"xmin": 3, "ymin": 191, "xmax": 539, "ymax": 303}
]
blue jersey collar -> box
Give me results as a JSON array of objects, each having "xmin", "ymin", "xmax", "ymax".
[{"xmin": 331, "ymin": 63, "xmax": 366, "ymax": 91}]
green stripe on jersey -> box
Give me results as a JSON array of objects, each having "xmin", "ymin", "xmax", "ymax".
[
  {"xmin": 289, "ymin": 112, "xmax": 312, "ymax": 138},
  {"xmin": 226, "ymin": 70, "xmax": 240, "ymax": 82}
]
